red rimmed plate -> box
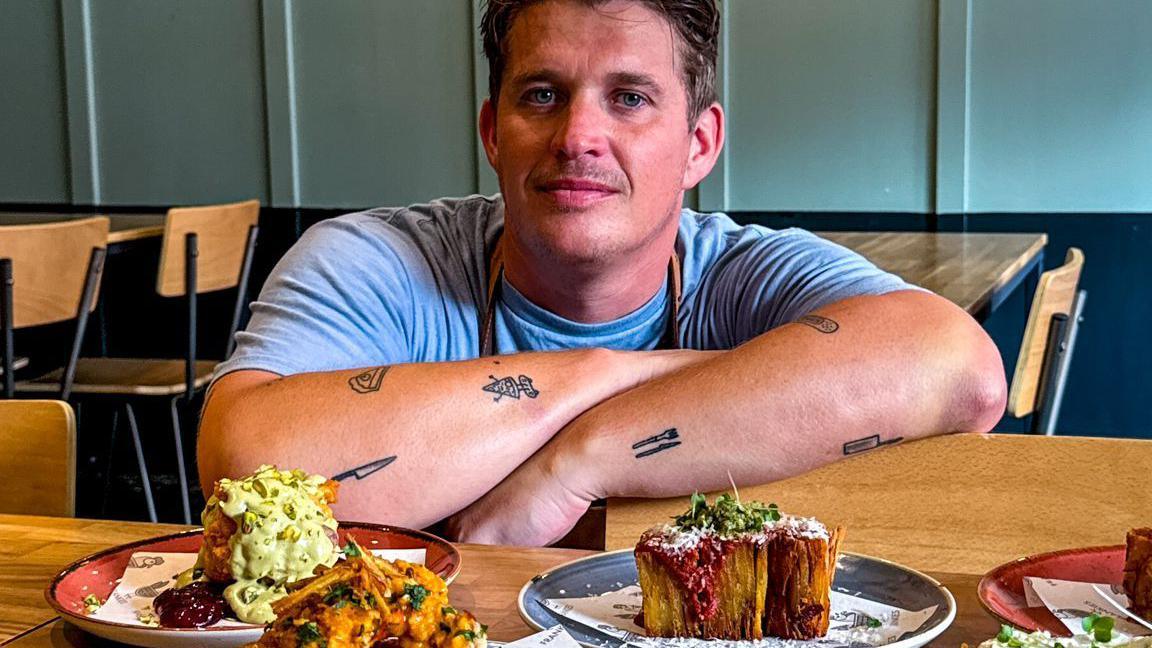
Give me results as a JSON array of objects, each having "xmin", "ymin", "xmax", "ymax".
[
  {"xmin": 978, "ymin": 545, "xmax": 1125, "ymax": 636},
  {"xmin": 45, "ymin": 521, "xmax": 461, "ymax": 648}
]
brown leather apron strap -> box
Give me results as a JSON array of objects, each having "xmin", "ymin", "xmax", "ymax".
[{"xmin": 479, "ymin": 235, "xmax": 681, "ymax": 357}]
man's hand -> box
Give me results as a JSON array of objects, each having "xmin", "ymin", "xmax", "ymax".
[{"xmin": 444, "ymin": 445, "xmax": 594, "ymax": 546}]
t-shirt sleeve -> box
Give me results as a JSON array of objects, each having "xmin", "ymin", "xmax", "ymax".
[
  {"xmin": 703, "ymin": 228, "xmax": 918, "ymax": 346},
  {"xmin": 213, "ymin": 217, "xmax": 419, "ymax": 380}
]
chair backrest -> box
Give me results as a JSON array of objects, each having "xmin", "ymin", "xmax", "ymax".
[
  {"xmin": 0, "ymin": 400, "xmax": 76, "ymax": 516},
  {"xmin": 156, "ymin": 199, "xmax": 260, "ymax": 297},
  {"xmin": 605, "ymin": 433, "xmax": 1152, "ymax": 575},
  {"xmin": 1006, "ymin": 248, "xmax": 1085, "ymax": 417},
  {"xmin": 0, "ymin": 217, "xmax": 110, "ymax": 328}
]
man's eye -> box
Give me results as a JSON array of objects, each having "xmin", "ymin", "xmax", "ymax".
[
  {"xmin": 616, "ymin": 92, "xmax": 646, "ymax": 108},
  {"xmin": 525, "ymin": 88, "xmax": 557, "ymax": 104}
]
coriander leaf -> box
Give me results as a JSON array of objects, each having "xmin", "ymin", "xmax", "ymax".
[
  {"xmin": 454, "ymin": 630, "xmax": 477, "ymax": 641},
  {"xmin": 343, "ymin": 541, "xmax": 362, "ymax": 558},
  {"xmin": 404, "ymin": 583, "xmax": 429, "ymax": 610},
  {"xmin": 297, "ymin": 621, "xmax": 325, "ymax": 647},
  {"xmin": 997, "ymin": 625, "xmax": 1014, "ymax": 643}
]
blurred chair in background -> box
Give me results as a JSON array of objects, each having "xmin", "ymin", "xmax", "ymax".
[
  {"xmin": 0, "ymin": 399, "xmax": 77, "ymax": 517},
  {"xmin": 1004, "ymin": 247, "xmax": 1085, "ymax": 435},
  {"xmin": 18, "ymin": 200, "xmax": 260, "ymax": 523},
  {"xmin": 0, "ymin": 217, "xmax": 109, "ymax": 399}
]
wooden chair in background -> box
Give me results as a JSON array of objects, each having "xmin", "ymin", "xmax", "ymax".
[
  {"xmin": 0, "ymin": 400, "xmax": 77, "ymax": 517},
  {"xmin": 605, "ymin": 433, "xmax": 1152, "ymax": 575},
  {"xmin": 1004, "ymin": 248, "xmax": 1085, "ymax": 434},
  {"xmin": 19, "ymin": 200, "xmax": 260, "ymax": 523},
  {"xmin": 0, "ymin": 217, "xmax": 109, "ymax": 399}
]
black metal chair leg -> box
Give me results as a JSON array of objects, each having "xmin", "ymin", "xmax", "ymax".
[
  {"xmin": 99, "ymin": 405, "xmax": 120, "ymax": 517},
  {"xmin": 124, "ymin": 402, "xmax": 158, "ymax": 523},
  {"xmin": 170, "ymin": 396, "xmax": 192, "ymax": 524}
]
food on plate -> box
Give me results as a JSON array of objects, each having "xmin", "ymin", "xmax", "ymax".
[
  {"xmin": 243, "ymin": 540, "xmax": 485, "ymax": 648},
  {"xmin": 972, "ymin": 618, "xmax": 1152, "ymax": 648},
  {"xmin": 634, "ymin": 492, "xmax": 842, "ymax": 641},
  {"xmin": 169, "ymin": 465, "xmax": 341, "ymax": 625},
  {"xmin": 1124, "ymin": 527, "xmax": 1152, "ymax": 619}
]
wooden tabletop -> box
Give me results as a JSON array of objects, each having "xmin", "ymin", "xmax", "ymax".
[
  {"xmin": 819, "ymin": 232, "xmax": 1047, "ymax": 316},
  {"xmin": 0, "ymin": 514, "xmax": 1002, "ymax": 647},
  {"xmin": 0, "ymin": 213, "xmax": 165, "ymax": 244}
]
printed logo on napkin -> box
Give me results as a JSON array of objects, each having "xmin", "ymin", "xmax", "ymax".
[
  {"xmin": 91, "ymin": 548, "xmax": 427, "ymax": 627},
  {"xmin": 1022, "ymin": 577, "xmax": 1151, "ymax": 638},
  {"xmin": 540, "ymin": 585, "xmax": 938, "ymax": 648}
]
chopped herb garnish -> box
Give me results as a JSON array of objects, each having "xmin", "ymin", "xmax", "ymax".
[
  {"xmin": 673, "ymin": 492, "xmax": 782, "ymax": 536},
  {"xmin": 1082, "ymin": 614, "xmax": 1114, "ymax": 643},
  {"xmin": 297, "ymin": 621, "xmax": 326, "ymax": 647},
  {"xmin": 480, "ymin": 624, "xmax": 489, "ymax": 636},
  {"xmin": 343, "ymin": 541, "xmax": 362, "ymax": 558},
  {"xmin": 454, "ymin": 630, "xmax": 477, "ymax": 641},
  {"xmin": 865, "ymin": 615, "xmax": 882, "ymax": 629},
  {"xmin": 365, "ymin": 593, "xmax": 376, "ymax": 607},
  {"xmin": 442, "ymin": 605, "xmax": 457, "ymax": 615},
  {"xmin": 404, "ymin": 583, "xmax": 429, "ymax": 610},
  {"xmin": 997, "ymin": 625, "xmax": 1014, "ymax": 643},
  {"xmin": 324, "ymin": 584, "xmax": 352, "ymax": 605}
]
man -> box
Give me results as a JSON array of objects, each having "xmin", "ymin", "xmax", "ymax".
[{"xmin": 199, "ymin": 0, "xmax": 1006, "ymax": 546}]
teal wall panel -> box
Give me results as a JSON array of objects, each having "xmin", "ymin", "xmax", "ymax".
[
  {"xmin": 0, "ymin": 0, "xmax": 70, "ymax": 203},
  {"xmin": 967, "ymin": 1, "xmax": 1152, "ymax": 213},
  {"xmin": 290, "ymin": 0, "xmax": 476, "ymax": 208},
  {"xmin": 86, "ymin": 0, "xmax": 269, "ymax": 206},
  {"xmin": 725, "ymin": 0, "xmax": 936, "ymax": 212}
]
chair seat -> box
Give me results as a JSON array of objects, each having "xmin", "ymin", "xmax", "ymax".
[
  {"xmin": 18, "ymin": 358, "xmax": 218, "ymax": 396},
  {"xmin": 0, "ymin": 356, "xmax": 30, "ymax": 375}
]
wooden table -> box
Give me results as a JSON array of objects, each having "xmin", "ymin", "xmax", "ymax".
[
  {"xmin": 819, "ymin": 232, "xmax": 1047, "ymax": 319},
  {"xmin": 0, "ymin": 213, "xmax": 165, "ymax": 244},
  {"xmin": 0, "ymin": 515, "xmax": 998, "ymax": 647}
]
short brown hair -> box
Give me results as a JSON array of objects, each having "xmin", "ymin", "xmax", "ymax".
[{"xmin": 480, "ymin": 0, "xmax": 720, "ymax": 123}]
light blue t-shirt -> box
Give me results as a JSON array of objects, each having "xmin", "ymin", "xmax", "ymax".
[{"xmin": 216, "ymin": 195, "xmax": 914, "ymax": 377}]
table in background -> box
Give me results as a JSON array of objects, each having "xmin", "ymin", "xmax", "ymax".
[
  {"xmin": 0, "ymin": 515, "xmax": 997, "ymax": 647},
  {"xmin": 819, "ymin": 231, "xmax": 1047, "ymax": 320},
  {"xmin": 0, "ymin": 213, "xmax": 165, "ymax": 245}
]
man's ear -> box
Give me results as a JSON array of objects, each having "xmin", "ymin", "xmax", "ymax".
[
  {"xmin": 682, "ymin": 102, "xmax": 725, "ymax": 190},
  {"xmin": 479, "ymin": 98, "xmax": 499, "ymax": 171}
]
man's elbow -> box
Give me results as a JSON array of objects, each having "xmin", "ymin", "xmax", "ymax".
[
  {"xmin": 953, "ymin": 328, "xmax": 1008, "ymax": 433},
  {"xmin": 196, "ymin": 378, "xmax": 269, "ymax": 493}
]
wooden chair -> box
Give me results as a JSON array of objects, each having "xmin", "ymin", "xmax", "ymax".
[
  {"xmin": 0, "ymin": 400, "xmax": 77, "ymax": 517},
  {"xmin": 0, "ymin": 217, "xmax": 109, "ymax": 399},
  {"xmin": 18, "ymin": 200, "xmax": 260, "ymax": 523},
  {"xmin": 605, "ymin": 433, "xmax": 1152, "ymax": 575},
  {"xmin": 1005, "ymin": 248, "xmax": 1085, "ymax": 434}
]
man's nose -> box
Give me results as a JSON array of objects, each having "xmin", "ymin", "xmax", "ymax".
[{"xmin": 550, "ymin": 95, "xmax": 608, "ymax": 160}]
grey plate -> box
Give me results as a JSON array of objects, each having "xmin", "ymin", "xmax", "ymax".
[{"xmin": 517, "ymin": 549, "xmax": 955, "ymax": 648}]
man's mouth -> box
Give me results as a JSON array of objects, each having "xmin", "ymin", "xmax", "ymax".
[{"xmin": 535, "ymin": 178, "xmax": 621, "ymax": 208}]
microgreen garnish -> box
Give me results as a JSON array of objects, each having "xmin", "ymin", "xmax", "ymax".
[
  {"xmin": 865, "ymin": 615, "xmax": 882, "ymax": 628},
  {"xmin": 673, "ymin": 492, "xmax": 781, "ymax": 535},
  {"xmin": 404, "ymin": 583, "xmax": 429, "ymax": 610},
  {"xmin": 297, "ymin": 621, "xmax": 326, "ymax": 647},
  {"xmin": 1082, "ymin": 613, "xmax": 1114, "ymax": 643},
  {"xmin": 343, "ymin": 540, "xmax": 362, "ymax": 558}
]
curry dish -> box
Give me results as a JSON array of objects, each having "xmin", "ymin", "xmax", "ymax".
[{"xmin": 244, "ymin": 541, "xmax": 486, "ymax": 648}]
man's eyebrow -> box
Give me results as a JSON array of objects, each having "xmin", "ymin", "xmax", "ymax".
[
  {"xmin": 504, "ymin": 70, "xmax": 666, "ymax": 97},
  {"xmin": 605, "ymin": 72, "xmax": 665, "ymax": 97}
]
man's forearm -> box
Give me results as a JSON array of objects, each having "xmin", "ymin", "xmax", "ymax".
[
  {"xmin": 553, "ymin": 291, "xmax": 1007, "ymax": 502},
  {"xmin": 197, "ymin": 348, "xmax": 704, "ymax": 527}
]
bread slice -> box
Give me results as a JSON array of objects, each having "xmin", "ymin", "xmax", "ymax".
[{"xmin": 1124, "ymin": 527, "xmax": 1152, "ymax": 619}]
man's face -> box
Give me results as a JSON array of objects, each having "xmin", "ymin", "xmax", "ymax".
[{"xmin": 481, "ymin": 0, "xmax": 717, "ymax": 265}]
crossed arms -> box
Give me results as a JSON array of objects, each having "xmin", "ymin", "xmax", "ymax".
[{"xmin": 198, "ymin": 289, "xmax": 1006, "ymax": 545}]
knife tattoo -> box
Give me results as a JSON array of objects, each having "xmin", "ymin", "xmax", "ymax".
[
  {"xmin": 632, "ymin": 428, "xmax": 681, "ymax": 459},
  {"xmin": 333, "ymin": 456, "xmax": 397, "ymax": 481}
]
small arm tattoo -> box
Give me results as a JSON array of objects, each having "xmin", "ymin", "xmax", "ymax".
[
  {"xmin": 798, "ymin": 314, "xmax": 839, "ymax": 334},
  {"xmin": 632, "ymin": 428, "xmax": 681, "ymax": 459},
  {"xmin": 332, "ymin": 456, "xmax": 397, "ymax": 481},
  {"xmin": 843, "ymin": 434, "xmax": 903, "ymax": 455},
  {"xmin": 348, "ymin": 366, "xmax": 389, "ymax": 394},
  {"xmin": 483, "ymin": 374, "xmax": 540, "ymax": 402}
]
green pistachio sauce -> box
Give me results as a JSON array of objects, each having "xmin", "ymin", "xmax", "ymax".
[{"xmin": 196, "ymin": 465, "xmax": 339, "ymax": 624}]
